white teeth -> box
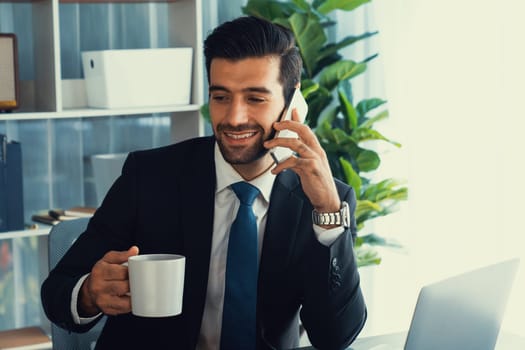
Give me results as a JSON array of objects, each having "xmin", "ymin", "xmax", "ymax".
[{"xmin": 226, "ymin": 132, "xmax": 255, "ymax": 139}]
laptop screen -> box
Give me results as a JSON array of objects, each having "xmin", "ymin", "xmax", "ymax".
[{"xmin": 404, "ymin": 259, "xmax": 519, "ymax": 350}]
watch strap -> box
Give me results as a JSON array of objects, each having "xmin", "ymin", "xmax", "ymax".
[{"xmin": 312, "ymin": 201, "xmax": 350, "ymax": 228}]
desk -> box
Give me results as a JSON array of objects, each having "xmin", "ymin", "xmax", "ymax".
[
  {"xmin": 0, "ymin": 327, "xmax": 51, "ymax": 350},
  {"xmin": 298, "ymin": 331, "xmax": 525, "ymax": 350}
]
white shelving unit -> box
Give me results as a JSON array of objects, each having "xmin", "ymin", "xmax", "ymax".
[
  {"xmin": 0, "ymin": 104, "xmax": 201, "ymax": 120},
  {"xmin": 0, "ymin": 0, "xmax": 204, "ymax": 238},
  {"xmin": 0, "ymin": 0, "xmax": 204, "ymax": 339},
  {"xmin": 0, "ymin": 228, "xmax": 50, "ymax": 240}
]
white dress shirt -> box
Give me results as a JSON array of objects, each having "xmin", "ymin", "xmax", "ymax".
[{"xmin": 72, "ymin": 142, "xmax": 344, "ymax": 350}]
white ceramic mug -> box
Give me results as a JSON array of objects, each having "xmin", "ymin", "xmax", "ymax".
[{"xmin": 127, "ymin": 254, "xmax": 185, "ymax": 317}]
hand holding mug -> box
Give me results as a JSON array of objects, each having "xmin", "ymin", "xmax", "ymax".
[{"xmin": 79, "ymin": 246, "xmax": 139, "ymax": 317}]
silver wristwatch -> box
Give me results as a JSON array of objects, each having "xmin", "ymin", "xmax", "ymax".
[{"xmin": 312, "ymin": 201, "xmax": 350, "ymax": 228}]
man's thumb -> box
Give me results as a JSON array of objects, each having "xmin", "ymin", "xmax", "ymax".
[
  {"xmin": 127, "ymin": 245, "xmax": 139, "ymax": 257},
  {"xmin": 104, "ymin": 246, "xmax": 139, "ymax": 264}
]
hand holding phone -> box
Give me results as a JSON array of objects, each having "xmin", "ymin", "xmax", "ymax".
[{"xmin": 270, "ymin": 88, "xmax": 308, "ymax": 164}]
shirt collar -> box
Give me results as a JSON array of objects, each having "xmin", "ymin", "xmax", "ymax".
[{"xmin": 214, "ymin": 142, "xmax": 276, "ymax": 203}]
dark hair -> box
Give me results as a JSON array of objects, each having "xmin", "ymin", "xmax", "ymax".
[{"xmin": 204, "ymin": 16, "xmax": 302, "ymax": 102}]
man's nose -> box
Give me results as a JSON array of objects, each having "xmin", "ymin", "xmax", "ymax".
[{"xmin": 225, "ymin": 98, "xmax": 249, "ymax": 125}]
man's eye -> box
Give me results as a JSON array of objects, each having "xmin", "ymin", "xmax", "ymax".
[
  {"xmin": 248, "ymin": 97, "xmax": 265, "ymax": 103},
  {"xmin": 211, "ymin": 95, "xmax": 229, "ymax": 103}
]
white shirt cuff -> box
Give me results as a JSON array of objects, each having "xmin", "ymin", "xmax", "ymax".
[
  {"xmin": 313, "ymin": 224, "xmax": 345, "ymax": 246},
  {"xmin": 71, "ymin": 273, "xmax": 102, "ymax": 325}
]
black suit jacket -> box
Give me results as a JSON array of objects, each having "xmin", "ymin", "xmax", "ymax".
[{"xmin": 41, "ymin": 136, "xmax": 366, "ymax": 350}]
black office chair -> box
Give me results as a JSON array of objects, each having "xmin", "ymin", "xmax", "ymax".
[{"xmin": 48, "ymin": 218, "xmax": 106, "ymax": 350}]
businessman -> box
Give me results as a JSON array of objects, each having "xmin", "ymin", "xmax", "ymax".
[{"xmin": 41, "ymin": 16, "xmax": 366, "ymax": 350}]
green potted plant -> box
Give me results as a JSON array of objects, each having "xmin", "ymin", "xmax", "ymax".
[
  {"xmin": 203, "ymin": 0, "xmax": 407, "ymax": 267},
  {"xmin": 243, "ymin": 0, "xmax": 408, "ymax": 267}
]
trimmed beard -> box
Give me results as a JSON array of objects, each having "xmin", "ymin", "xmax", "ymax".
[{"xmin": 215, "ymin": 124, "xmax": 270, "ymax": 164}]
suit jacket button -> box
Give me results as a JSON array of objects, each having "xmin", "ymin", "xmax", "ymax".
[
  {"xmin": 332, "ymin": 272, "xmax": 341, "ymax": 283},
  {"xmin": 331, "ymin": 279, "xmax": 342, "ymax": 289}
]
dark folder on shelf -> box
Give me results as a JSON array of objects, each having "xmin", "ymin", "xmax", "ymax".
[{"xmin": 0, "ymin": 134, "xmax": 24, "ymax": 232}]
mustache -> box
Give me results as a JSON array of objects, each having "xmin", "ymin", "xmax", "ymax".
[{"xmin": 216, "ymin": 123, "xmax": 264, "ymax": 133}]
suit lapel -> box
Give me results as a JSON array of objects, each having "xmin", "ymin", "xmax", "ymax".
[{"xmin": 178, "ymin": 137, "xmax": 216, "ymax": 347}]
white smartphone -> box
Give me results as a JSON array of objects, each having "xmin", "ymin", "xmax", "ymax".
[{"xmin": 270, "ymin": 88, "xmax": 308, "ymax": 164}]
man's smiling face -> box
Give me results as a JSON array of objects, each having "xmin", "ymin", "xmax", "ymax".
[{"xmin": 209, "ymin": 56, "xmax": 285, "ymax": 172}]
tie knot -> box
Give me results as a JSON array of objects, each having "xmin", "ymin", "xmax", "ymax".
[{"xmin": 231, "ymin": 182, "xmax": 260, "ymax": 206}]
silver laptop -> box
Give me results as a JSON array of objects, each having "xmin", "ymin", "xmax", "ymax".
[{"xmin": 366, "ymin": 258, "xmax": 520, "ymax": 350}]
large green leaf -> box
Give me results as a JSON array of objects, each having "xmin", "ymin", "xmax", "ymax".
[
  {"xmin": 316, "ymin": 106, "xmax": 338, "ymax": 127},
  {"xmin": 319, "ymin": 131, "xmax": 360, "ymax": 157},
  {"xmin": 332, "ymin": 128, "xmax": 353, "ymax": 145},
  {"xmin": 356, "ymin": 233, "xmax": 403, "ymax": 248},
  {"xmin": 356, "ymin": 148, "xmax": 380, "ymax": 172},
  {"xmin": 355, "ymin": 199, "xmax": 383, "ymax": 228},
  {"xmin": 315, "ymin": 120, "xmax": 337, "ymax": 143},
  {"xmin": 352, "ymin": 128, "xmax": 401, "ymax": 147},
  {"xmin": 339, "ymin": 157, "xmax": 361, "ymax": 196},
  {"xmin": 355, "ymin": 246, "xmax": 381, "ymax": 267},
  {"xmin": 289, "ymin": 13, "xmax": 327, "ymax": 78},
  {"xmin": 291, "ymin": 0, "xmax": 311, "ymax": 11},
  {"xmin": 316, "ymin": 0, "xmax": 371, "ymax": 15},
  {"xmin": 322, "ymin": 132, "xmax": 361, "ymax": 156},
  {"xmin": 364, "ymin": 178, "xmax": 401, "ymax": 195},
  {"xmin": 374, "ymin": 187, "xmax": 408, "ymax": 203},
  {"xmin": 312, "ymin": 53, "xmax": 342, "ymax": 77},
  {"xmin": 361, "ymin": 53, "xmax": 379, "ymax": 64},
  {"xmin": 300, "ymin": 79, "xmax": 319, "ymax": 99},
  {"xmin": 318, "ymin": 60, "xmax": 367, "ymax": 91},
  {"xmin": 305, "ymin": 85, "xmax": 332, "ymax": 126},
  {"xmin": 384, "ymin": 188, "xmax": 408, "ymax": 202},
  {"xmin": 356, "ymin": 98, "xmax": 387, "ymax": 122},
  {"xmin": 363, "ymin": 179, "xmax": 408, "ymax": 202},
  {"xmin": 338, "ymin": 84, "xmax": 358, "ymax": 131},
  {"xmin": 318, "ymin": 31, "xmax": 378, "ymax": 62},
  {"xmin": 356, "ymin": 200, "xmax": 382, "ymax": 217},
  {"xmin": 356, "ymin": 201, "xmax": 401, "ymax": 226},
  {"xmin": 242, "ymin": 0, "xmax": 297, "ymax": 21},
  {"xmin": 327, "ymin": 154, "xmax": 345, "ymax": 182},
  {"xmin": 360, "ymin": 110, "xmax": 389, "ymax": 129}
]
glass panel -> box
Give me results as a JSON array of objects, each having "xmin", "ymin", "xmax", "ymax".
[
  {"xmin": 0, "ymin": 239, "xmax": 14, "ymax": 330},
  {"xmin": 59, "ymin": 4, "xmax": 81, "ymax": 79},
  {"xmin": 16, "ymin": 120, "xmax": 51, "ymax": 222},
  {"xmin": 60, "ymin": 3, "xmax": 170, "ymax": 79},
  {"xmin": 116, "ymin": 4, "xmax": 151, "ymax": 49},
  {"xmin": 11, "ymin": 236, "xmax": 41, "ymax": 328},
  {"xmin": 112, "ymin": 115, "xmax": 154, "ymax": 152},
  {"xmin": 78, "ymin": 4, "xmax": 112, "ymax": 52},
  {"xmin": 0, "ymin": 4, "xmax": 15, "ymax": 30},
  {"xmin": 153, "ymin": 3, "xmax": 169, "ymax": 48},
  {"xmin": 0, "ymin": 236, "xmax": 43, "ymax": 331},
  {"xmin": 50, "ymin": 119, "xmax": 83, "ymax": 209},
  {"xmin": 82, "ymin": 117, "xmax": 112, "ymax": 207},
  {"xmin": 151, "ymin": 113, "xmax": 171, "ymax": 148},
  {"xmin": 0, "ymin": 3, "xmax": 34, "ymax": 81}
]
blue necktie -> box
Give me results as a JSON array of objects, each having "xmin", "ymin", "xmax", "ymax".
[{"xmin": 220, "ymin": 182, "xmax": 260, "ymax": 350}]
